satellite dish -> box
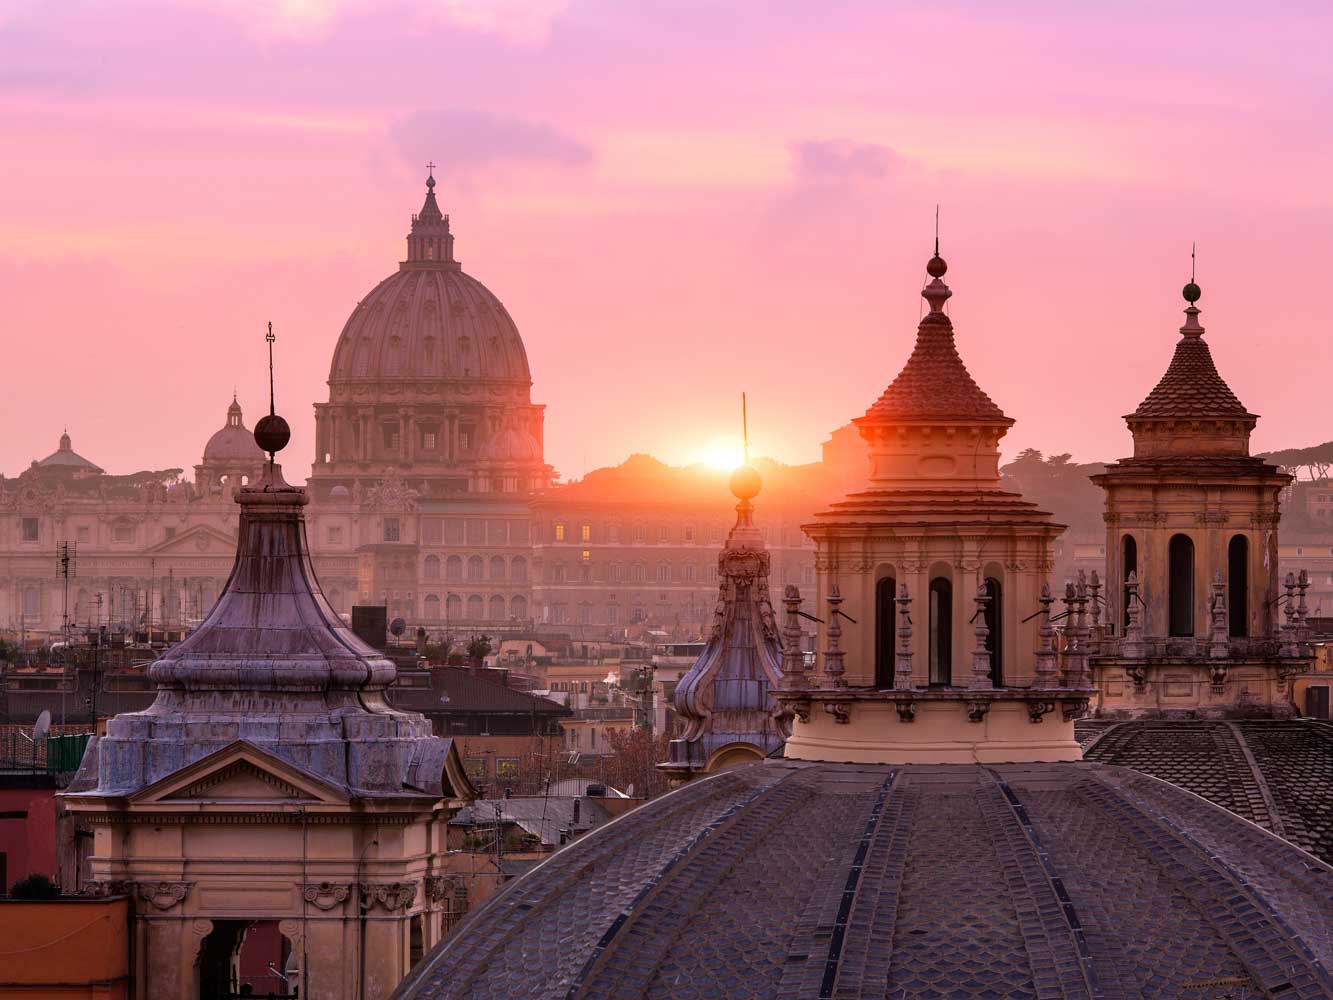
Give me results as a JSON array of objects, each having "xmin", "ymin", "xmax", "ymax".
[
  {"xmin": 32, "ymin": 709, "xmax": 51, "ymax": 745},
  {"xmin": 389, "ymin": 617, "xmax": 406, "ymax": 637}
]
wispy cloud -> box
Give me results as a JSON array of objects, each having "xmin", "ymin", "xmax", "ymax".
[
  {"xmin": 174, "ymin": 0, "xmax": 569, "ymax": 45},
  {"xmin": 790, "ymin": 139, "xmax": 900, "ymax": 185},
  {"xmin": 391, "ymin": 109, "xmax": 593, "ymax": 173}
]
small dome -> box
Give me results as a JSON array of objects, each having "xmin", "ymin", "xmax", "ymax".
[
  {"xmin": 480, "ymin": 423, "xmax": 541, "ymax": 463},
  {"xmin": 35, "ymin": 431, "xmax": 103, "ymax": 473},
  {"xmin": 202, "ymin": 398, "xmax": 265, "ymax": 465},
  {"xmin": 329, "ymin": 485, "xmax": 350, "ymax": 499}
]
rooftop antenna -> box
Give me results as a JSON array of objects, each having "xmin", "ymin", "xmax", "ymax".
[{"xmin": 742, "ymin": 392, "xmax": 750, "ymax": 466}]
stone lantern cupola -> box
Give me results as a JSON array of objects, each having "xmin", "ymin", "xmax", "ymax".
[
  {"xmin": 1091, "ymin": 275, "xmax": 1309, "ymax": 717},
  {"xmin": 776, "ymin": 249, "xmax": 1093, "ymax": 764}
]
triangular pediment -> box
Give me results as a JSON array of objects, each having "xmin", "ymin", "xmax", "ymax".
[
  {"xmin": 142, "ymin": 523, "xmax": 237, "ymax": 556},
  {"xmin": 130, "ymin": 740, "xmax": 348, "ymax": 806}
]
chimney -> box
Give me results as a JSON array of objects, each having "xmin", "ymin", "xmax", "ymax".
[{"xmin": 572, "ymin": 798, "xmax": 581, "ymax": 825}]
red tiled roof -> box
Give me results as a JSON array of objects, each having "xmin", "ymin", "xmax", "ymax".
[
  {"xmin": 1131, "ymin": 315, "xmax": 1253, "ymax": 421},
  {"xmin": 861, "ymin": 311, "xmax": 1009, "ymax": 424}
]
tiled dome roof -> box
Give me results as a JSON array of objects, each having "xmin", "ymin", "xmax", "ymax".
[
  {"xmin": 1130, "ymin": 303, "xmax": 1253, "ymax": 421},
  {"xmin": 861, "ymin": 257, "xmax": 1009, "ymax": 425},
  {"xmin": 400, "ymin": 758, "xmax": 1333, "ymax": 998}
]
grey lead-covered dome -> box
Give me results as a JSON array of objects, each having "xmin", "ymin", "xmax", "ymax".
[{"xmin": 398, "ymin": 759, "xmax": 1333, "ymax": 999}]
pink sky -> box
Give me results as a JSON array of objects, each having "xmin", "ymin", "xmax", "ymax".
[{"xmin": 2, "ymin": 1, "xmax": 1331, "ymax": 482}]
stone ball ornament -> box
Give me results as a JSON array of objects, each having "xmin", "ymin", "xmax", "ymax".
[
  {"xmin": 254, "ymin": 413, "xmax": 291, "ymax": 456},
  {"xmin": 926, "ymin": 254, "xmax": 948, "ymax": 278},
  {"xmin": 729, "ymin": 464, "xmax": 762, "ymax": 501},
  {"xmin": 1182, "ymin": 280, "xmax": 1202, "ymax": 303}
]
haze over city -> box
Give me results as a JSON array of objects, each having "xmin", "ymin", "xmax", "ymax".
[{"xmin": 4, "ymin": 1, "xmax": 1331, "ymax": 481}]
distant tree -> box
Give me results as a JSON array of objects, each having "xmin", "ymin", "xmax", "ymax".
[
  {"xmin": 466, "ymin": 635, "xmax": 493, "ymax": 663},
  {"xmin": 602, "ymin": 727, "xmax": 671, "ymax": 799}
]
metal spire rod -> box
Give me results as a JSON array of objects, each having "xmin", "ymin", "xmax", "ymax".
[
  {"xmin": 742, "ymin": 392, "xmax": 749, "ymax": 465},
  {"xmin": 266, "ymin": 322, "xmax": 276, "ymax": 417},
  {"xmin": 1191, "ymin": 241, "xmax": 1196, "ymax": 283},
  {"xmin": 934, "ymin": 204, "xmax": 939, "ymax": 256}
]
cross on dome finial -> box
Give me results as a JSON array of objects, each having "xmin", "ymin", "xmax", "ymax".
[
  {"xmin": 1180, "ymin": 243, "xmax": 1204, "ymax": 337},
  {"xmin": 426, "ymin": 161, "xmax": 436, "ymax": 189}
]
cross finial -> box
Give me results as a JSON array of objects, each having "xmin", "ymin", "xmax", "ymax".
[
  {"xmin": 426, "ymin": 160, "xmax": 436, "ymax": 177},
  {"xmin": 266, "ymin": 322, "xmax": 276, "ymax": 417}
]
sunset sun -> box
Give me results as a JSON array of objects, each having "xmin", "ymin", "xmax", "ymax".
[{"xmin": 697, "ymin": 436, "xmax": 747, "ymax": 472}]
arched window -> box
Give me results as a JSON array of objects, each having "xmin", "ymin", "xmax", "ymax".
[
  {"xmin": 1168, "ymin": 534, "xmax": 1195, "ymax": 637},
  {"xmin": 445, "ymin": 594, "xmax": 461, "ymax": 620},
  {"xmin": 468, "ymin": 556, "xmax": 484, "ymax": 581},
  {"xmin": 446, "ymin": 556, "xmax": 463, "ymax": 582},
  {"xmin": 511, "ymin": 595, "xmax": 528, "ymax": 619},
  {"xmin": 490, "ymin": 556, "xmax": 506, "ymax": 581},
  {"xmin": 489, "ymin": 595, "xmax": 506, "ymax": 620},
  {"xmin": 424, "ymin": 594, "xmax": 441, "ymax": 619},
  {"xmin": 424, "ymin": 555, "xmax": 440, "ymax": 579},
  {"xmin": 929, "ymin": 577, "xmax": 952, "ymax": 686},
  {"xmin": 1121, "ymin": 535, "xmax": 1137, "ymax": 630},
  {"xmin": 984, "ymin": 577, "xmax": 1003, "ymax": 687},
  {"xmin": 467, "ymin": 594, "xmax": 484, "ymax": 619},
  {"xmin": 511, "ymin": 557, "xmax": 528, "ymax": 582},
  {"xmin": 875, "ymin": 576, "xmax": 897, "ymax": 688},
  {"xmin": 1228, "ymin": 535, "xmax": 1249, "ymax": 637}
]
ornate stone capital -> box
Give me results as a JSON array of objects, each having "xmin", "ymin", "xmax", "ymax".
[
  {"xmin": 360, "ymin": 881, "xmax": 417, "ymax": 913},
  {"xmin": 1026, "ymin": 701, "xmax": 1056, "ymax": 724},
  {"xmin": 303, "ymin": 881, "xmax": 353, "ymax": 911},
  {"xmin": 135, "ymin": 881, "xmax": 193, "ymax": 911}
]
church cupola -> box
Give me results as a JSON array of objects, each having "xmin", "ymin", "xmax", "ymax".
[
  {"xmin": 405, "ymin": 167, "xmax": 459, "ymax": 268},
  {"xmin": 1125, "ymin": 277, "xmax": 1257, "ymax": 459},
  {"xmin": 853, "ymin": 251, "xmax": 1013, "ymax": 490},
  {"xmin": 784, "ymin": 243, "xmax": 1089, "ymax": 765}
]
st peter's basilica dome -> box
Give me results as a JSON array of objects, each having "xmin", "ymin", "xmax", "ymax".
[{"xmin": 326, "ymin": 172, "xmax": 532, "ymax": 391}]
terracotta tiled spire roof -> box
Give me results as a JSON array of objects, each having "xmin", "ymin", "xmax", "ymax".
[
  {"xmin": 862, "ymin": 253, "xmax": 1010, "ymax": 424},
  {"xmin": 1130, "ymin": 288, "xmax": 1253, "ymax": 420}
]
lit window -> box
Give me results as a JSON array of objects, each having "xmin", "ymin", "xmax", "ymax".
[
  {"xmin": 581, "ymin": 549, "xmax": 591, "ymax": 562},
  {"xmin": 581, "ymin": 523, "xmax": 591, "ymax": 542},
  {"xmin": 555, "ymin": 523, "xmax": 566, "ymax": 542}
]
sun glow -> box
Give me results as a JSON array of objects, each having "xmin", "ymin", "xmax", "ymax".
[{"xmin": 697, "ymin": 436, "xmax": 747, "ymax": 472}]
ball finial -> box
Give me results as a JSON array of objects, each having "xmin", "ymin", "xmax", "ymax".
[
  {"xmin": 926, "ymin": 254, "xmax": 948, "ymax": 278},
  {"xmin": 729, "ymin": 465, "xmax": 762, "ymax": 502},
  {"xmin": 254, "ymin": 414, "xmax": 291, "ymax": 456},
  {"xmin": 1182, "ymin": 281, "xmax": 1201, "ymax": 304}
]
